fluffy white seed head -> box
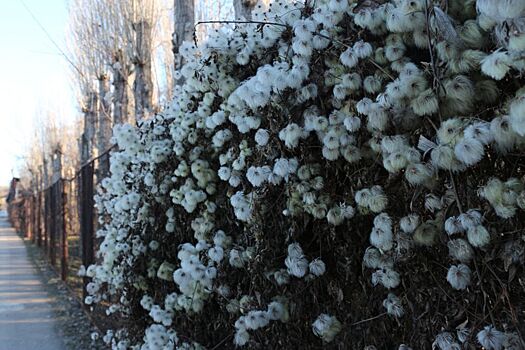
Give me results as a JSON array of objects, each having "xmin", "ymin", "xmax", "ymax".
[
  {"xmin": 464, "ymin": 122, "xmax": 493, "ymax": 145},
  {"xmin": 371, "ymin": 268, "xmax": 400, "ymax": 289},
  {"xmin": 327, "ymin": 206, "xmax": 345, "ymax": 225},
  {"xmin": 312, "ymin": 314, "xmax": 342, "ymax": 343},
  {"xmin": 287, "ymin": 243, "xmax": 304, "ymax": 258},
  {"xmin": 481, "ymin": 51, "xmax": 511, "ymax": 80},
  {"xmin": 509, "ymin": 95, "xmax": 525, "ymax": 136},
  {"xmin": 340, "ymin": 48, "xmax": 359, "ymax": 68},
  {"xmin": 467, "ymin": 225, "xmax": 490, "ymax": 248},
  {"xmin": 447, "ymin": 239, "xmax": 474, "ymax": 263},
  {"xmin": 309, "ymin": 259, "xmax": 326, "ymax": 277},
  {"xmin": 445, "ymin": 216, "xmax": 464, "ymax": 235},
  {"xmin": 400, "ymin": 214, "xmax": 420, "ymax": 233},
  {"xmin": 433, "ymin": 331, "xmax": 461, "ymax": 350},
  {"xmin": 383, "ymin": 293, "xmax": 404, "ymax": 318},
  {"xmin": 254, "ymin": 129, "xmax": 270, "ymax": 146},
  {"xmin": 370, "ymin": 226, "xmax": 394, "ymax": 252},
  {"xmin": 458, "ymin": 210, "xmax": 482, "ymax": 230},
  {"xmin": 285, "ymin": 256, "xmax": 309, "ymax": 278},
  {"xmin": 234, "ymin": 329, "xmax": 250, "ymax": 346},
  {"xmin": 363, "ymin": 247, "xmax": 382, "ymax": 269},
  {"xmin": 273, "ymin": 269, "xmax": 290, "ymax": 286},
  {"xmin": 267, "ymin": 301, "xmax": 287, "ymax": 321},
  {"xmin": 447, "ymin": 264, "xmax": 472, "ymax": 290},
  {"xmin": 477, "ymin": 325, "xmax": 505, "ymax": 350},
  {"xmin": 424, "ymin": 194, "xmax": 443, "ymax": 213},
  {"xmin": 454, "ymin": 137, "xmax": 485, "ymax": 166}
]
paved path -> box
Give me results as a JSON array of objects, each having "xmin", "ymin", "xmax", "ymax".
[{"xmin": 0, "ymin": 211, "xmax": 66, "ymax": 350}]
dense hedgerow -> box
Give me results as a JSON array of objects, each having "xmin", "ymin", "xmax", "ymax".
[{"xmin": 83, "ymin": 0, "xmax": 525, "ymax": 348}]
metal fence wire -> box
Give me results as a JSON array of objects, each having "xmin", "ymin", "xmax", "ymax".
[{"xmin": 7, "ymin": 151, "xmax": 111, "ymax": 299}]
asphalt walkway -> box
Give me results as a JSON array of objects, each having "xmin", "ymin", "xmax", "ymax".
[{"xmin": 0, "ymin": 211, "xmax": 66, "ymax": 350}]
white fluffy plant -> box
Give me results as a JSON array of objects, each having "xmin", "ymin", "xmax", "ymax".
[
  {"xmin": 312, "ymin": 314, "xmax": 342, "ymax": 343},
  {"xmin": 82, "ymin": 0, "xmax": 525, "ymax": 348}
]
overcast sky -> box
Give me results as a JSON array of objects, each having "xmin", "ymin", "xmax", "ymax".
[{"xmin": 0, "ymin": 0, "xmax": 75, "ymax": 186}]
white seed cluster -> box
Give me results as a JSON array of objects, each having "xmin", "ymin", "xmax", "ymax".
[{"xmin": 83, "ymin": 0, "xmax": 525, "ymax": 348}]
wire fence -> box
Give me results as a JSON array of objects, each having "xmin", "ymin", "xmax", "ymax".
[{"xmin": 7, "ymin": 152, "xmax": 110, "ymax": 300}]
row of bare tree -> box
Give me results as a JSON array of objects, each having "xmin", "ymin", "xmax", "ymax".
[
  {"xmin": 69, "ymin": 0, "xmax": 175, "ymax": 168},
  {"xmin": 19, "ymin": 0, "xmax": 261, "ymax": 193}
]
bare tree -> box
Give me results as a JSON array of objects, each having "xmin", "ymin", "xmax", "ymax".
[
  {"xmin": 96, "ymin": 0, "xmax": 133, "ymax": 126},
  {"xmin": 112, "ymin": 49, "xmax": 130, "ymax": 125},
  {"xmin": 80, "ymin": 91, "xmax": 98, "ymax": 164},
  {"xmin": 153, "ymin": 3, "xmax": 176, "ymax": 102},
  {"xmin": 120, "ymin": 0, "xmax": 163, "ymax": 121},
  {"xmin": 51, "ymin": 148, "xmax": 63, "ymax": 185},
  {"xmin": 68, "ymin": 0, "xmax": 111, "ymax": 165},
  {"xmin": 24, "ymin": 110, "xmax": 79, "ymax": 188},
  {"xmin": 97, "ymin": 74, "xmax": 111, "ymax": 146},
  {"xmin": 66, "ymin": 7, "xmax": 98, "ymax": 165},
  {"xmin": 173, "ymin": 0, "xmax": 195, "ymax": 83},
  {"xmin": 133, "ymin": 20, "xmax": 154, "ymax": 120}
]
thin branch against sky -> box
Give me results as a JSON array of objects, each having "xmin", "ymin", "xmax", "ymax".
[{"xmin": 19, "ymin": 0, "xmax": 84, "ymax": 78}]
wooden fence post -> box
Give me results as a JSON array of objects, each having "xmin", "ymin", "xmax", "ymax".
[
  {"xmin": 61, "ymin": 179, "xmax": 68, "ymax": 281},
  {"xmin": 44, "ymin": 189, "xmax": 49, "ymax": 252},
  {"xmin": 36, "ymin": 191, "xmax": 42, "ymax": 247},
  {"xmin": 50, "ymin": 148, "xmax": 63, "ymax": 267},
  {"xmin": 80, "ymin": 161, "xmax": 95, "ymax": 299},
  {"xmin": 27, "ymin": 197, "xmax": 33, "ymax": 240},
  {"xmin": 49, "ymin": 184, "xmax": 57, "ymax": 266},
  {"xmin": 31, "ymin": 195, "xmax": 36, "ymax": 243},
  {"xmin": 24, "ymin": 198, "xmax": 30, "ymax": 239}
]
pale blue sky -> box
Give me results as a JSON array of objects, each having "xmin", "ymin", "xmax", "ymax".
[{"xmin": 0, "ymin": 0, "xmax": 75, "ymax": 186}]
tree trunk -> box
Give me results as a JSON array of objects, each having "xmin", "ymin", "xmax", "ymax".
[
  {"xmin": 97, "ymin": 74, "xmax": 111, "ymax": 152},
  {"xmin": 42, "ymin": 156, "xmax": 49, "ymax": 189},
  {"xmin": 51, "ymin": 149, "xmax": 62, "ymax": 185},
  {"xmin": 233, "ymin": 0, "xmax": 256, "ymax": 20},
  {"xmin": 133, "ymin": 21, "xmax": 153, "ymax": 122},
  {"xmin": 80, "ymin": 91, "xmax": 97, "ymax": 165},
  {"xmin": 173, "ymin": 0, "xmax": 195, "ymax": 84},
  {"xmin": 97, "ymin": 74, "xmax": 111, "ymax": 180},
  {"xmin": 112, "ymin": 50, "xmax": 129, "ymax": 126}
]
